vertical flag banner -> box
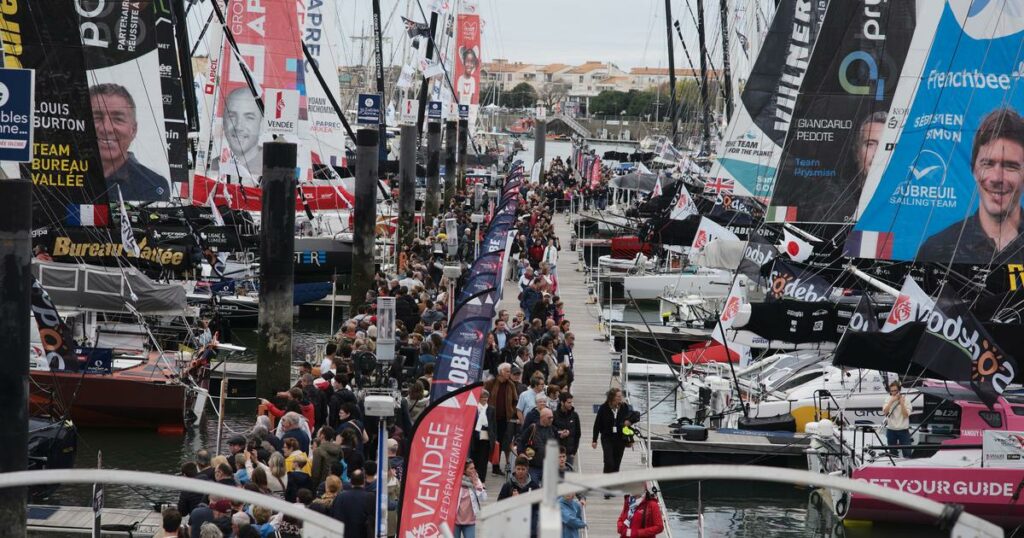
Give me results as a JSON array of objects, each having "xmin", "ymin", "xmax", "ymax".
[
  {"xmin": 852, "ymin": 0, "xmax": 1024, "ymax": 264},
  {"xmin": 300, "ymin": 0, "xmax": 346, "ymax": 181},
  {"xmin": 399, "ymin": 383, "xmax": 483, "ymax": 537},
  {"xmin": 0, "ymin": 2, "xmax": 109, "ymax": 226},
  {"xmin": 454, "ymin": 11, "xmax": 481, "ymax": 106},
  {"xmin": 768, "ymin": 1, "xmax": 916, "ymax": 224},
  {"xmin": 211, "ymin": 0, "xmax": 302, "ymax": 184},
  {"xmin": 704, "ymin": 0, "xmax": 827, "ymax": 198},
  {"xmin": 82, "ymin": 0, "xmax": 174, "ymax": 203},
  {"xmin": 155, "ymin": 1, "xmax": 190, "ymax": 191},
  {"xmin": 117, "ymin": 187, "xmax": 141, "ymax": 257}
]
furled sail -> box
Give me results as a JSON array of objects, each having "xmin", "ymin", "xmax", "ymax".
[{"xmin": 704, "ymin": 0, "xmax": 827, "ymax": 199}]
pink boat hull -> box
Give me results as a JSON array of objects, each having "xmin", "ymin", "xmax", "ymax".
[{"xmin": 848, "ymin": 465, "xmax": 1024, "ymax": 527}]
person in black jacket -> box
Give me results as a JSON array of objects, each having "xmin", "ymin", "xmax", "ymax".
[
  {"xmin": 553, "ymin": 392, "xmax": 582, "ymax": 466},
  {"xmin": 330, "ymin": 469, "xmax": 375, "ymax": 538},
  {"xmin": 592, "ymin": 388, "xmax": 632, "ymax": 473},
  {"xmin": 176, "ymin": 462, "xmax": 205, "ymax": 516},
  {"xmin": 394, "ymin": 286, "xmax": 420, "ymax": 334}
]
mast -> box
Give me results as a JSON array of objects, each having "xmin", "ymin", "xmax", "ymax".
[
  {"xmin": 372, "ymin": 0, "xmax": 388, "ymax": 164},
  {"xmin": 695, "ymin": 0, "xmax": 712, "ymax": 155},
  {"xmin": 718, "ymin": 0, "xmax": 733, "ymax": 121},
  {"xmin": 416, "ymin": 11, "xmax": 440, "ymax": 136},
  {"xmin": 665, "ymin": 0, "xmax": 678, "ymax": 146}
]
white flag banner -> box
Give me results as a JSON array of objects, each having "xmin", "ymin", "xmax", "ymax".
[
  {"xmin": 882, "ymin": 276, "xmax": 935, "ymax": 333},
  {"xmin": 779, "ymin": 229, "xmax": 814, "ymax": 262},
  {"xmin": 669, "ymin": 184, "xmax": 698, "ymax": 221},
  {"xmin": 651, "ymin": 175, "xmax": 663, "ymax": 197},
  {"xmin": 117, "ymin": 187, "xmax": 141, "ymax": 258},
  {"xmin": 531, "ymin": 159, "xmax": 542, "ymax": 184},
  {"xmin": 711, "ymin": 279, "xmax": 752, "ymax": 366},
  {"xmin": 424, "ymin": 61, "xmax": 445, "ymax": 78},
  {"xmin": 690, "ymin": 217, "xmax": 738, "ymax": 252}
]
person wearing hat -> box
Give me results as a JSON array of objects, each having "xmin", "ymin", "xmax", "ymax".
[
  {"xmin": 226, "ymin": 435, "xmax": 247, "ymax": 472},
  {"xmin": 188, "ymin": 497, "xmax": 233, "ymax": 538}
]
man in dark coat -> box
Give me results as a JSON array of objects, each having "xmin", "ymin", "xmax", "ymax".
[{"xmin": 330, "ymin": 469, "xmax": 375, "ymax": 538}]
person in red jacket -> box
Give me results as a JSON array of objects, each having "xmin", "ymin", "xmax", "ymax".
[{"xmin": 616, "ymin": 485, "xmax": 664, "ymax": 537}]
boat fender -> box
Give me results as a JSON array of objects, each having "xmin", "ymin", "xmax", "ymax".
[
  {"xmin": 678, "ymin": 424, "xmax": 708, "ymax": 442},
  {"xmin": 936, "ymin": 503, "xmax": 964, "ymax": 532}
]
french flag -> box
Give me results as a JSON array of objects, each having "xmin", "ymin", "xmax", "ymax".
[
  {"xmin": 845, "ymin": 230, "xmax": 894, "ymax": 259},
  {"xmin": 66, "ymin": 204, "xmax": 109, "ymax": 226}
]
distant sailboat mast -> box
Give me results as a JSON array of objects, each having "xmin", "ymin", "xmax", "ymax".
[{"xmin": 664, "ymin": 0, "xmax": 679, "ymax": 146}]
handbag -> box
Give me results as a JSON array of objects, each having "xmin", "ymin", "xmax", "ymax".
[{"xmin": 489, "ymin": 441, "xmax": 501, "ymax": 466}]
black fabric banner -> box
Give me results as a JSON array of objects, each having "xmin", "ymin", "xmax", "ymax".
[
  {"xmin": 2, "ymin": 2, "xmax": 109, "ymax": 226},
  {"xmin": 764, "ymin": 259, "xmax": 832, "ymax": 302},
  {"xmin": 31, "ymin": 279, "xmax": 79, "ymax": 371},
  {"xmin": 745, "ymin": 299, "xmax": 837, "ymax": 344},
  {"xmin": 769, "ymin": 0, "xmax": 916, "ymax": 224},
  {"xmin": 155, "ymin": 0, "xmax": 189, "ymax": 187},
  {"xmin": 740, "ymin": 0, "xmax": 829, "ymax": 146}
]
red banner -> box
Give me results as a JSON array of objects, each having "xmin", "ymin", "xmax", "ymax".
[
  {"xmin": 191, "ymin": 175, "xmax": 352, "ymax": 212},
  {"xmin": 454, "ymin": 13, "xmax": 481, "ymax": 105},
  {"xmin": 211, "ymin": 0, "xmax": 303, "ymax": 183},
  {"xmin": 398, "ymin": 383, "xmax": 483, "ymax": 537}
]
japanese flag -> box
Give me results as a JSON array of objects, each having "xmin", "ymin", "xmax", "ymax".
[{"xmin": 780, "ymin": 229, "xmax": 814, "ymax": 262}]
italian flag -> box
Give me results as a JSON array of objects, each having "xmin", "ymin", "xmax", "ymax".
[{"xmin": 767, "ymin": 205, "xmax": 797, "ymax": 223}]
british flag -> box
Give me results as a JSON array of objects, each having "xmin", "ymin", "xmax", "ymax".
[{"xmin": 703, "ymin": 177, "xmax": 735, "ymax": 195}]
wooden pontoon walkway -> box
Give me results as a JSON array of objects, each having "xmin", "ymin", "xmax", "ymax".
[{"xmin": 479, "ymin": 217, "xmax": 671, "ymax": 537}]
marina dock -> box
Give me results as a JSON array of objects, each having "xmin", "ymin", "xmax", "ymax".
[
  {"xmin": 480, "ymin": 217, "xmax": 672, "ymax": 536},
  {"xmin": 28, "ymin": 505, "xmax": 162, "ymax": 536}
]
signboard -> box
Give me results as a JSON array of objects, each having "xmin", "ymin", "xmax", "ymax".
[
  {"xmin": 264, "ymin": 88, "xmax": 300, "ymax": 138},
  {"xmin": 983, "ymin": 431, "xmax": 1024, "ymax": 468},
  {"xmin": 376, "ymin": 296, "xmax": 396, "ymax": 362},
  {"xmin": 458, "ymin": 104, "xmax": 470, "ymax": 120},
  {"xmin": 445, "ymin": 218, "xmax": 459, "ymax": 256},
  {"xmin": 357, "ymin": 93, "xmax": 382, "ymax": 125},
  {"xmin": 428, "ymin": 100, "xmax": 442, "ymax": 120},
  {"xmin": 400, "ymin": 98, "xmax": 418, "ymax": 125},
  {"xmin": 0, "ymin": 68, "xmax": 34, "ymax": 162},
  {"xmin": 454, "ymin": 13, "xmax": 481, "ymax": 105}
]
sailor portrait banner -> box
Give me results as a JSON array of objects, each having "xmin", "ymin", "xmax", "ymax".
[
  {"xmin": 82, "ymin": 0, "xmax": 174, "ymax": 203},
  {"xmin": 769, "ymin": 0, "xmax": 916, "ymax": 224},
  {"xmin": 210, "ymin": 0, "xmax": 303, "ymax": 184},
  {"xmin": 398, "ymin": 383, "xmax": 483, "ymax": 538},
  {"xmin": 454, "ymin": 12, "xmax": 481, "ymax": 106},
  {"xmin": 852, "ymin": 0, "xmax": 1024, "ymax": 264}
]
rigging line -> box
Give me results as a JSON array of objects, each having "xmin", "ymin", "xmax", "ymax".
[{"xmin": 189, "ymin": 7, "xmax": 216, "ymax": 57}]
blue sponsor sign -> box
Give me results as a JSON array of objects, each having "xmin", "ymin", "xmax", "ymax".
[
  {"xmin": 0, "ymin": 68, "xmax": 35, "ymax": 162},
  {"xmin": 458, "ymin": 104, "xmax": 470, "ymax": 120},
  {"xmin": 357, "ymin": 93, "xmax": 382, "ymax": 125},
  {"xmin": 852, "ymin": 3, "xmax": 1024, "ymax": 263},
  {"xmin": 428, "ymin": 100, "xmax": 442, "ymax": 120}
]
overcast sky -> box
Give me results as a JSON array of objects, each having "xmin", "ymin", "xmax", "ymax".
[{"xmin": 185, "ymin": 0, "xmax": 775, "ymax": 70}]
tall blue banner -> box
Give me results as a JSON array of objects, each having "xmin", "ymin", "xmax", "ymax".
[{"xmin": 851, "ymin": 1, "xmax": 1024, "ymax": 264}]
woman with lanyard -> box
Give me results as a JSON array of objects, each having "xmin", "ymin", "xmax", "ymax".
[{"xmin": 592, "ymin": 388, "xmax": 633, "ymax": 473}]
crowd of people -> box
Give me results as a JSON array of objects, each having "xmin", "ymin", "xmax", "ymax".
[{"xmin": 167, "ymin": 154, "xmax": 662, "ymax": 538}]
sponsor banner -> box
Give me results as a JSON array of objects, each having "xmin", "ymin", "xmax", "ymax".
[
  {"xmin": 454, "ymin": 13, "xmax": 480, "ymax": 105},
  {"xmin": 0, "ymin": 2, "xmax": 109, "ymax": 224},
  {"xmin": 669, "ymin": 183, "xmax": 699, "ymax": 221},
  {"xmin": 191, "ymin": 174, "xmax": 353, "ymax": 212},
  {"xmin": 912, "ymin": 288, "xmax": 1018, "ymax": 408},
  {"xmin": 882, "ymin": 275, "xmax": 935, "ymax": 332},
  {"xmin": 430, "ymin": 289, "xmax": 497, "ymax": 401},
  {"xmin": 769, "ymin": 1, "xmax": 916, "ymax": 224},
  {"xmin": 376, "ymin": 296, "xmax": 397, "ymax": 362},
  {"xmin": 211, "ymin": 0, "xmax": 303, "ymax": 184},
  {"xmin": 853, "ymin": 1, "xmax": 1024, "ymax": 263},
  {"xmin": 358, "ymin": 93, "xmax": 382, "ymax": 124},
  {"xmin": 398, "ymin": 383, "xmax": 483, "ymax": 537},
  {"xmin": 737, "ymin": 230, "xmax": 778, "ymax": 284},
  {"xmin": 34, "ymin": 226, "xmax": 191, "ymax": 270},
  {"xmin": 31, "ymin": 279, "xmax": 78, "ymax": 371},
  {"xmin": 983, "ymin": 431, "xmax": 1024, "ymax": 468},
  {"xmin": 705, "ymin": 0, "xmax": 828, "ymax": 198},
  {"xmin": 853, "ymin": 466, "xmax": 1024, "ymax": 503},
  {"xmin": 146, "ymin": 225, "xmax": 249, "ymax": 251},
  {"xmin": 155, "ymin": 1, "xmax": 189, "ymax": 188},
  {"xmin": 844, "ymin": 295, "xmax": 880, "ymax": 333},
  {"xmin": 0, "ymin": 67, "xmax": 34, "ymax": 162},
  {"xmin": 690, "ymin": 217, "xmax": 739, "ymax": 252},
  {"xmin": 82, "ymin": 0, "xmax": 173, "ymax": 203},
  {"xmin": 301, "ymin": 0, "xmax": 347, "ymax": 181},
  {"xmin": 264, "ymin": 88, "xmax": 300, "ymax": 138},
  {"xmin": 765, "ymin": 259, "xmax": 832, "ymax": 302},
  {"xmin": 192, "ymin": 12, "xmax": 225, "ymax": 183}
]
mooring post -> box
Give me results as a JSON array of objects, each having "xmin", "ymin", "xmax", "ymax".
[
  {"xmin": 257, "ymin": 142, "xmax": 297, "ymax": 398},
  {"xmin": 397, "ymin": 124, "xmax": 417, "ymax": 260},
  {"xmin": 351, "ymin": 129, "xmax": 380, "ymax": 315},
  {"xmin": 424, "ymin": 121, "xmax": 442, "ymax": 225},
  {"xmin": 0, "ymin": 180, "xmax": 31, "ymax": 536},
  {"xmin": 443, "ymin": 120, "xmax": 458, "ymax": 209}
]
